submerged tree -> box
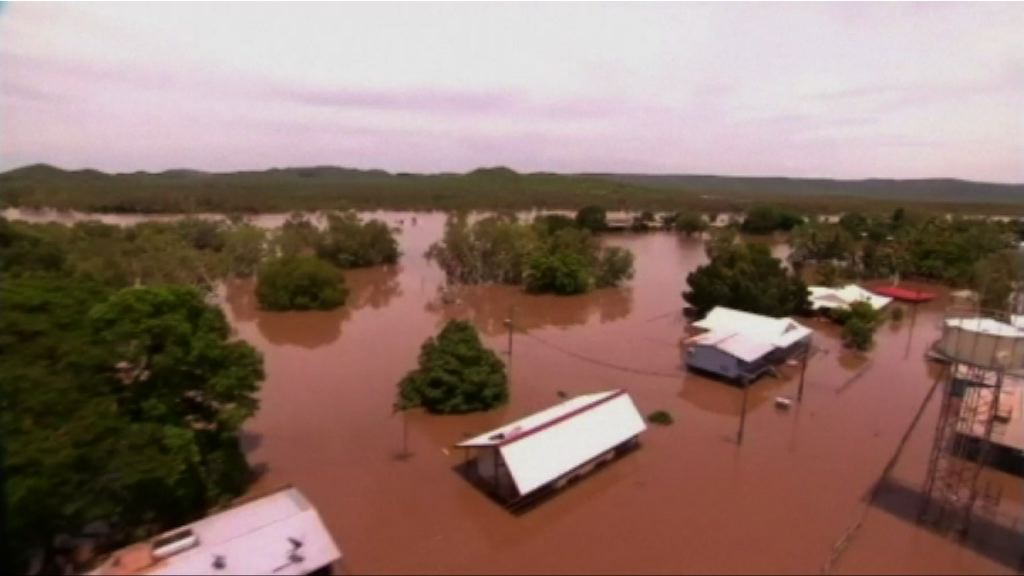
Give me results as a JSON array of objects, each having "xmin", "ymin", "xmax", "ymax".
[
  {"xmin": 683, "ymin": 241, "xmax": 809, "ymax": 317},
  {"xmin": 316, "ymin": 211, "xmax": 400, "ymax": 268},
  {"xmin": 256, "ymin": 255, "xmax": 348, "ymax": 311},
  {"xmin": 397, "ymin": 320, "xmax": 508, "ymax": 414},
  {"xmin": 575, "ymin": 205, "xmax": 608, "ymax": 232},
  {"xmin": 838, "ymin": 301, "xmax": 883, "ymax": 351}
]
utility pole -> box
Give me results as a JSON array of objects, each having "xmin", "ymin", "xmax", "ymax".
[
  {"xmin": 504, "ymin": 306, "xmax": 515, "ymax": 386},
  {"xmin": 737, "ymin": 377, "xmax": 750, "ymax": 445},
  {"xmin": 797, "ymin": 342, "xmax": 810, "ymax": 402}
]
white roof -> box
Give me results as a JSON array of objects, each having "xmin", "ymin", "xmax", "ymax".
[
  {"xmin": 457, "ymin": 390, "xmax": 646, "ymax": 496},
  {"xmin": 692, "ymin": 306, "xmax": 812, "ymax": 350},
  {"xmin": 690, "ymin": 330, "xmax": 775, "ymax": 362},
  {"xmin": 808, "ymin": 284, "xmax": 892, "ymax": 311},
  {"xmin": 91, "ymin": 487, "xmax": 342, "ymax": 576},
  {"xmin": 945, "ymin": 317, "xmax": 1024, "ymax": 338}
]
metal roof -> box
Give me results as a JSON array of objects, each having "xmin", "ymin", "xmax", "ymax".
[
  {"xmin": 809, "ymin": 284, "xmax": 892, "ymax": 311},
  {"xmin": 690, "ymin": 330, "xmax": 775, "ymax": 362},
  {"xmin": 945, "ymin": 317, "xmax": 1024, "ymax": 338},
  {"xmin": 692, "ymin": 306, "xmax": 811, "ymax": 350},
  {"xmin": 457, "ymin": 390, "xmax": 647, "ymax": 496},
  {"xmin": 90, "ymin": 487, "xmax": 342, "ymax": 576}
]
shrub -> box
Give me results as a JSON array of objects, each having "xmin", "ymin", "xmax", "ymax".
[
  {"xmin": 575, "ymin": 205, "xmax": 607, "ymax": 232},
  {"xmin": 841, "ymin": 301, "xmax": 882, "ymax": 350},
  {"xmin": 397, "ymin": 320, "xmax": 508, "ymax": 413},
  {"xmin": 647, "ymin": 410, "xmax": 674, "ymax": 426},
  {"xmin": 256, "ymin": 256, "xmax": 347, "ymax": 311}
]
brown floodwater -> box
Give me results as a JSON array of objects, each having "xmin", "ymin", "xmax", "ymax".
[{"xmin": 7, "ymin": 209, "xmax": 1022, "ymax": 574}]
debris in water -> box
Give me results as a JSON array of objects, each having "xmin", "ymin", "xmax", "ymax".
[{"xmin": 775, "ymin": 396, "xmax": 793, "ymax": 410}]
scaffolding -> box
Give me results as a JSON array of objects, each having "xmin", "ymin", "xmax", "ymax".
[{"xmin": 918, "ymin": 308, "xmax": 1023, "ymax": 538}]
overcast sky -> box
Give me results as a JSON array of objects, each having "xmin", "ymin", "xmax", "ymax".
[{"xmin": 1, "ymin": 2, "xmax": 1022, "ymax": 182}]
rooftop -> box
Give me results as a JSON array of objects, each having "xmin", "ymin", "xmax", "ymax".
[
  {"xmin": 89, "ymin": 486, "xmax": 341, "ymax": 576},
  {"xmin": 692, "ymin": 306, "xmax": 811, "ymax": 350}
]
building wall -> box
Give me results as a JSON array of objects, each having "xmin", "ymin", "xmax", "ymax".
[{"xmin": 687, "ymin": 345, "xmax": 742, "ymax": 380}]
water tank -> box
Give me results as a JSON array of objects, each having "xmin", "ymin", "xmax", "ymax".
[{"xmin": 937, "ymin": 317, "xmax": 1024, "ymax": 370}]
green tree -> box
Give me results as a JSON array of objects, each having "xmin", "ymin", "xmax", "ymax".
[
  {"xmin": 839, "ymin": 301, "xmax": 882, "ymax": 351},
  {"xmin": 526, "ymin": 250, "xmax": 592, "ymax": 295},
  {"xmin": 2, "ymin": 280, "xmax": 264, "ymax": 572},
  {"xmin": 222, "ymin": 223, "xmax": 268, "ymax": 277},
  {"xmin": 974, "ymin": 251, "xmax": 1019, "ymax": 312},
  {"xmin": 675, "ymin": 212, "xmax": 708, "ymax": 237},
  {"xmin": 683, "ymin": 242, "xmax": 809, "ymax": 317},
  {"xmin": 397, "ymin": 320, "xmax": 508, "ymax": 414},
  {"xmin": 256, "ymin": 256, "xmax": 348, "ymax": 311},
  {"xmin": 596, "ymin": 246, "xmax": 635, "ymax": 288},
  {"xmin": 316, "ymin": 211, "xmax": 400, "ymax": 268},
  {"xmin": 575, "ymin": 205, "xmax": 607, "ymax": 232}
]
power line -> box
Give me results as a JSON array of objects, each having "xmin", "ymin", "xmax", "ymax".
[{"xmin": 521, "ymin": 331, "xmax": 683, "ymax": 380}]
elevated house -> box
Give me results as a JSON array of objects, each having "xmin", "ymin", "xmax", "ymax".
[
  {"xmin": 685, "ymin": 306, "xmax": 813, "ymax": 383},
  {"xmin": 808, "ymin": 284, "xmax": 892, "ymax": 313},
  {"xmin": 89, "ymin": 486, "xmax": 341, "ymax": 576},
  {"xmin": 456, "ymin": 390, "xmax": 646, "ymax": 505}
]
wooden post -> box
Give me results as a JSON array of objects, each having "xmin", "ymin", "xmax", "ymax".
[
  {"xmin": 737, "ymin": 378, "xmax": 750, "ymax": 445},
  {"xmin": 797, "ymin": 343, "xmax": 810, "ymax": 402},
  {"xmin": 504, "ymin": 306, "xmax": 515, "ymax": 387}
]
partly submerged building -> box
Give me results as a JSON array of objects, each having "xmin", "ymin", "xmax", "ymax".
[
  {"xmin": 808, "ymin": 284, "xmax": 892, "ymax": 313},
  {"xmin": 89, "ymin": 486, "xmax": 341, "ymax": 576},
  {"xmin": 686, "ymin": 306, "xmax": 813, "ymax": 383},
  {"xmin": 933, "ymin": 317, "xmax": 1024, "ymax": 370},
  {"xmin": 456, "ymin": 390, "xmax": 646, "ymax": 505}
]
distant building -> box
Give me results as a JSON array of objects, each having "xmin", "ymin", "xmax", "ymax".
[
  {"xmin": 808, "ymin": 284, "xmax": 892, "ymax": 313},
  {"xmin": 685, "ymin": 306, "xmax": 812, "ymax": 382},
  {"xmin": 456, "ymin": 390, "xmax": 646, "ymax": 505},
  {"xmin": 89, "ymin": 486, "xmax": 342, "ymax": 576}
]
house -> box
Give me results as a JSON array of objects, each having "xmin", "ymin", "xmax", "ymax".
[
  {"xmin": 808, "ymin": 284, "xmax": 892, "ymax": 313},
  {"xmin": 685, "ymin": 306, "xmax": 813, "ymax": 382},
  {"xmin": 89, "ymin": 486, "xmax": 342, "ymax": 576},
  {"xmin": 456, "ymin": 390, "xmax": 646, "ymax": 504}
]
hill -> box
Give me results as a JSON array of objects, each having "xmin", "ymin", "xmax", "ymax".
[{"xmin": 1, "ymin": 164, "xmax": 1022, "ymax": 214}]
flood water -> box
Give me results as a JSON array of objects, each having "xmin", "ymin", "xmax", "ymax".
[{"xmin": 7, "ymin": 208, "xmax": 1022, "ymax": 574}]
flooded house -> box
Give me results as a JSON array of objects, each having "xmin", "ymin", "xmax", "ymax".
[
  {"xmin": 808, "ymin": 284, "xmax": 893, "ymax": 313},
  {"xmin": 685, "ymin": 306, "xmax": 812, "ymax": 383},
  {"xmin": 89, "ymin": 486, "xmax": 342, "ymax": 576},
  {"xmin": 456, "ymin": 389, "xmax": 646, "ymax": 505}
]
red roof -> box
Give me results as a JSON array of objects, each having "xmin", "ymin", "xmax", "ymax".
[{"xmin": 870, "ymin": 285, "xmax": 937, "ymax": 303}]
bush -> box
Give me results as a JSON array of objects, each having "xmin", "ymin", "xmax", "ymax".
[
  {"xmin": 315, "ymin": 211, "xmax": 400, "ymax": 268},
  {"xmin": 397, "ymin": 320, "xmax": 508, "ymax": 413},
  {"xmin": 741, "ymin": 205, "xmax": 804, "ymax": 234},
  {"xmin": 256, "ymin": 256, "xmax": 347, "ymax": 311},
  {"xmin": 647, "ymin": 410, "xmax": 674, "ymax": 426},
  {"xmin": 525, "ymin": 250, "xmax": 591, "ymax": 295},
  {"xmin": 890, "ymin": 306, "xmax": 905, "ymax": 322},
  {"xmin": 575, "ymin": 205, "xmax": 607, "ymax": 232},
  {"xmin": 841, "ymin": 301, "xmax": 882, "ymax": 350}
]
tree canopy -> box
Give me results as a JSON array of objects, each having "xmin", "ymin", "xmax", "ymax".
[
  {"xmin": 1, "ymin": 279, "xmax": 263, "ymax": 573},
  {"xmin": 428, "ymin": 214, "xmax": 633, "ymax": 295},
  {"xmin": 256, "ymin": 255, "xmax": 348, "ymax": 311},
  {"xmin": 741, "ymin": 205, "xmax": 804, "ymax": 234},
  {"xmin": 683, "ymin": 241, "xmax": 809, "ymax": 317},
  {"xmin": 397, "ymin": 320, "xmax": 508, "ymax": 414},
  {"xmin": 575, "ymin": 205, "xmax": 608, "ymax": 232}
]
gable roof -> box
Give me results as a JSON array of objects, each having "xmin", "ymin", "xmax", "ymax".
[
  {"xmin": 692, "ymin": 306, "xmax": 811, "ymax": 350},
  {"xmin": 457, "ymin": 390, "xmax": 646, "ymax": 496},
  {"xmin": 689, "ymin": 330, "xmax": 775, "ymax": 362},
  {"xmin": 809, "ymin": 284, "xmax": 892, "ymax": 311}
]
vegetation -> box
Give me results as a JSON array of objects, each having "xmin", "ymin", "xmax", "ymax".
[
  {"xmin": 837, "ymin": 301, "xmax": 883, "ymax": 351},
  {"xmin": 427, "ymin": 214, "xmax": 634, "ymax": 295},
  {"xmin": 740, "ymin": 205, "xmax": 804, "ymax": 234},
  {"xmin": 647, "ymin": 410, "xmax": 674, "ymax": 426},
  {"xmin": 1, "ymin": 278, "xmax": 263, "ymax": 573},
  {"xmin": 788, "ymin": 210, "xmax": 1017, "ymax": 287},
  {"xmin": 396, "ymin": 320, "xmax": 508, "ymax": 414},
  {"xmin": 575, "ymin": 205, "xmax": 608, "ymax": 232},
  {"xmin": 314, "ymin": 212, "xmax": 400, "ymax": 268},
  {"xmin": 673, "ymin": 211, "xmax": 708, "ymax": 237},
  {"xmin": 684, "ymin": 241, "xmax": 809, "ymax": 317},
  {"xmin": 890, "ymin": 306, "xmax": 905, "ymax": 323},
  {"xmin": 256, "ymin": 256, "xmax": 348, "ymax": 311},
  {"xmin": 4, "ymin": 164, "xmax": 1024, "ymax": 215}
]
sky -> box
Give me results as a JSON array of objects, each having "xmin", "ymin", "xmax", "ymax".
[{"xmin": 1, "ymin": 2, "xmax": 1022, "ymax": 182}]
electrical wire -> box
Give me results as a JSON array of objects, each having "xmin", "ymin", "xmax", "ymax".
[{"xmin": 521, "ymin": 331, "xmax": 683, "ymax": 380}]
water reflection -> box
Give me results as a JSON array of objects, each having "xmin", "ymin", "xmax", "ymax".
[
  {"xmin": 222, "ymin": 266, "xmax": 403, "ymax": 349},
  {"xmin": 426, "ymin": 284, "xmax": 633, "ymax": 335}
]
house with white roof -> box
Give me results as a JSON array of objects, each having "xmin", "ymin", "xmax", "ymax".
[
  {"xmin": 686, "ymin": 306, "xmax": 813, "ymax": 382},
  {"xmin": 89, "ymin": 486, "xmax": 341, "ymax": 576},
  {"xmin": 456, "ymin": 390, "xmax": 646, "ymax": 505},
  {"xmin": 808, "ymin": 284, "xmax": 893, "ymax": 313}
]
